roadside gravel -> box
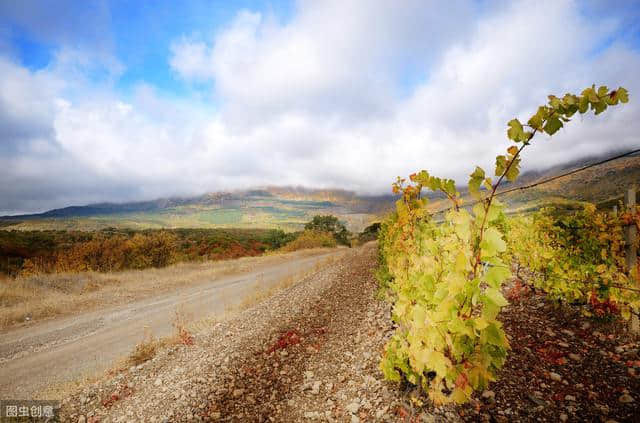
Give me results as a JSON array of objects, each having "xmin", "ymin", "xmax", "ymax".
[{"xmin": 60, "ymin": 243, "xmax": 422, "ymax": 422}]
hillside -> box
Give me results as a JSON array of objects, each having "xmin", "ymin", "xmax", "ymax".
[
  {"xmin": 0, "ymin": 187, "xmax": 396, "ymax": 233},
  {"xmin": 427, "ymin": 151, "xmax": 640, "ymax": 214},
  {"xmin": 2, "ymin": 151, "xmax": 638, "ymax": 232}
]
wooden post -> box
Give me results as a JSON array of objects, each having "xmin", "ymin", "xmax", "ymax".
[
  {"xmin": 625, "ymin": 185, "xmax": 639, "ymax": 333},
  {"xmin": 625, "ymin": 186, "xmax": 637, "ymax": 275}
]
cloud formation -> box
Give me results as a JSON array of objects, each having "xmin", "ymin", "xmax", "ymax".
[{"xmin": 1, "ymin": 0, "xmax": 639, "ymax": 214}]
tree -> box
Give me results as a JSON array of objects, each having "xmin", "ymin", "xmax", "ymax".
[{"xmin": 304, "ymin": 215, "xmax": 350, "ymax": 245}]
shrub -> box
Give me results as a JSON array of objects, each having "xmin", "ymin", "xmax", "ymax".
[
  {"xmin": 304, "ymin": 215, "xmax": 350, "ymax": 245},
  {"xmin": 278, "ymin": 230, "xmax": 337, "ymax": 252}
]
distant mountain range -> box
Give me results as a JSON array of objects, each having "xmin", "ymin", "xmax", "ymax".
[
  {"xmin": 0, "ymin": 187, "xmax": 396, "ymax": 232},
  {"xmin": 2, "ymin": 150, "xmax": 638, "ymax": 232}
]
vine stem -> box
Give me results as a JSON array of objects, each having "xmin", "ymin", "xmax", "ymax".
[{"xmin": 471, "ymin": 135, "xmax": 531, "ymax": 277}]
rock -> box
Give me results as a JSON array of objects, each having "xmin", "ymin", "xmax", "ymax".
[
  {"xmin": 154, "ymin": 378, "xmax": 162, "ymax": 387},
  {"xmin": 618, "ymin": 394, "xmax": 634, "ymax": 403},
  {"xmin": 346, "ymin": 402, "xmax": 360, "ymax": 414},
  {"xmin": 528, "ymin": 394, "xmax": 546, "ymax": 407},
  {"xmin": 568, "ymin": 353, "xmax": 581, "ymax": 361},
  {"xmin": 232, "ymin": 388, "xmax": 245, "ymax": 398},
  {"xmin": 311, "ymin": 381, "xmax": 322, "ymax": 395},
  {"xmin": 78, "ymin": 416, "xmax": 86, "ymax": 423},
  {"xmin": 561, "ymin": 329, "xmax": 574, "ymax": 337},
  {"xmin": 580, "ymin": 322, "xmax": 591, "ymax": 330},
  {"xmin": 557, "ymin": 342, "xmax": 570, "ymax": 348},
  {"xmin": 615, "ymin": 346, "xmax": 624, "ymax": 354},
  {"xmin": 304, "ymin": 371, "xmax": 314, "ymax": 379},
  {"xmin": 350, "ymin": 416, "xmax": 360, "ymax": 423},
  {"xmin": 481, "ymin": 390, "xmax": 495, "ymax": 401},
  {"xmin": 209, "ymin": 412, "xmax": 221, "ymax": 420},
  {"xmin": 549, "ymin": 372, "xmax": 562, "ymax": 382},
  {"xmin": 559, "ymin": 413, "xmax": 568, "ymax": 422},
  {"xmin": 565, "ymin": 395, "xmax": 576, "ymax": 401}
]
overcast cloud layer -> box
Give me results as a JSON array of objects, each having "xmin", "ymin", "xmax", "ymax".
[{"xmin": 1, "ymin": 0, "xmax": 639, "ymax": 214}]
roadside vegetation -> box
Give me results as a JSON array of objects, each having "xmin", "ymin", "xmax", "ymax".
[
  {"xmin": 0, "ymin": 228, "xmax": 297, "ymax": 276},
  {"xmin": 0, "ymin": 216, "xmax": 350, "ymax": 329}
]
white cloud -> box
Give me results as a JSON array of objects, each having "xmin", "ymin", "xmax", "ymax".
[{"xmin": 2, "ymin": 0, "xmax": 640, "ymax": 213}]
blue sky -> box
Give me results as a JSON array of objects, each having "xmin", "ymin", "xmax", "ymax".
[{"xmin": 1, "ymin": 0, "xmax": 639, "ymax": 213}]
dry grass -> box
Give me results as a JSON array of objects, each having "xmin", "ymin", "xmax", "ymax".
[
  {"xmin": 127, "ymin": 328, "xmax": 158, "ymax": 366},
  {"xmin": 277, "ymin": 230, "xmax": 337, "ymax": 252},
  {"xmin": 0, "ymin": 247, "xmax": 338, "ymax": 331}
]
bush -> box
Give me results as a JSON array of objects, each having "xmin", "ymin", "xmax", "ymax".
[
  {"xmin": 304, "ymin": 215, "xmax": 350, "ymax": 245},
  {"xmin": 278, "ymin": 230, "xmax": 337, "ymax": 252}
]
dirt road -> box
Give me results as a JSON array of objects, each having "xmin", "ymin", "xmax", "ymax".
[{"xmin": 0, "ymin": 249, "xmax": 345, "ymax": 399}]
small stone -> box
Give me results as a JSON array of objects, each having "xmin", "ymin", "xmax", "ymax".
[
  {"xmin": 232, "ymin": 388, "xmax": 244, "ymax": 398},
  {"xmin": 481, "ymin": 390, "xmax": 495, "ymax": 401},
  {"xmin": 559, "ymin": 413, "xmax": 568, "ymax": 422},
  {"xmin": 346, "ymin": 402, "xmax": 360, "ymax": 414},
  {"xmin": 568, "ymin": 353, "xmax": 581, "ymax": 361},
  {"xmin": 580, "ymin": 322, "xmax": 591, "ymax": 330},
  {"xmin": 557, "ymin": 342, "xmax": 570, "ymax": 348},
  {"xmin": 78, "ymin": 416, "xmax": 86, "ymax": 423},
  {"xmin": 304, "ymin": 371, "xmax": 314, "ymax": 379},
  {"xmin": 311, "ymin": 381, "xmax": 322, "ymax": 395},
  {"xmin": 615, "ymin": 346, "xmax": 624, "ymax": 354},
  {"xmin": 549, "ymin": 372, "xmax": 562, "ymax": 382},
  {"xmin": 561, "ymin": 329, "xmax": 575, "ymax": 337},
  {"xmin": 154, "ymin": 378, "xmax": 162, "ymax": 387},
  {"xmin": 210, "ymin": 412, "xmax": 221, "ymax": 420},
  {"xmin": 619, "ymin": 394, "xmax": 634, "ymax": 403},
  {"xmin": 565, "ymin": 395, "xmax": 576, "ymax": 401},
  {"xmin": 350, "ymin": 416, "xmax": 360, "ymax": 423}
]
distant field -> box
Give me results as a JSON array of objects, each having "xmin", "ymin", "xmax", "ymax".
[{"xmin": 2, "ymin": 197, "xmax": 381, "ymax": 233}]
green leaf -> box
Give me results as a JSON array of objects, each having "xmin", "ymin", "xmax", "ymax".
[
  {"xmin": 543, "ymin": 115, "xmax": 563, "ymax": 135},
  {"xmin": 484, "ymin": 287, "xmax": 509, "ymax": 307},
  {"xmin": 593, "ymin": 100, "xmax": 607, "ymax": 115},
  {"xmin": 427, "ymin": 350, "xmax": 450, "ymax": 376},
  {"xmin": 480, "ymin": 227, "xmax": 506, "ymax": 257},
  {"xmin": 495, "ymin": 155, "xmax": 507, "ymax": 177},
  {"xmin": 618, "ymin": 87, "xmax": 629, "ymax": 103},
  {"xmin": 484, "ymin": 322, "xmax": 508, "ymax": 347},
  {"xmin": 578, "ymin": 95, "xmax": 589, "ymax": 113},
  {"xmin": 504, "ymin": 155, "xmax": 521, "ymax": 182},
  {"xmin": 468, "ymin": 167, "xmax": 485, "ymax": 198},
  {"xmin": 597, "ymin": 85, "xmax": 608, "ymax": 97},
  {"xmin": 485, "ymin": 265, "xmax": 511, "ymax": 289},
  {"xmin": 507, "ymin": 119, "xmax": 524, "ymax": 142}
]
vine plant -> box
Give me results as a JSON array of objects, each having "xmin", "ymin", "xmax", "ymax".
[{"xmin": 378, "ymin": 85, "xmax": 628, "ymax": 404}]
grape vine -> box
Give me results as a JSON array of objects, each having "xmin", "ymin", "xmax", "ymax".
[
  {"xmin": 507, "ymin": 204, "xmax": 640, "ymax": 319},
  {"xmin": 378, "ymin": 85, "xmax": 628, "ymax": 404}
]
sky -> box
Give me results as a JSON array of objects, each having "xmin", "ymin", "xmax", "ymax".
[{"xmin": 1, "ymin": 0, "xmax": 639, "ymax": 214}]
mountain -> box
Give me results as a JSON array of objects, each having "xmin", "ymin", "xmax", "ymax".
[
  {"xmin": 427, "ymin": 150, "xmax": 640, "ymax": 214},
  {"xmin": 0, "ymin": 187, "xmax": 396, "ymax": 232},
  {"xmin": 2, "ymin": 150, "xmax": 638, "ymax": 232}
]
